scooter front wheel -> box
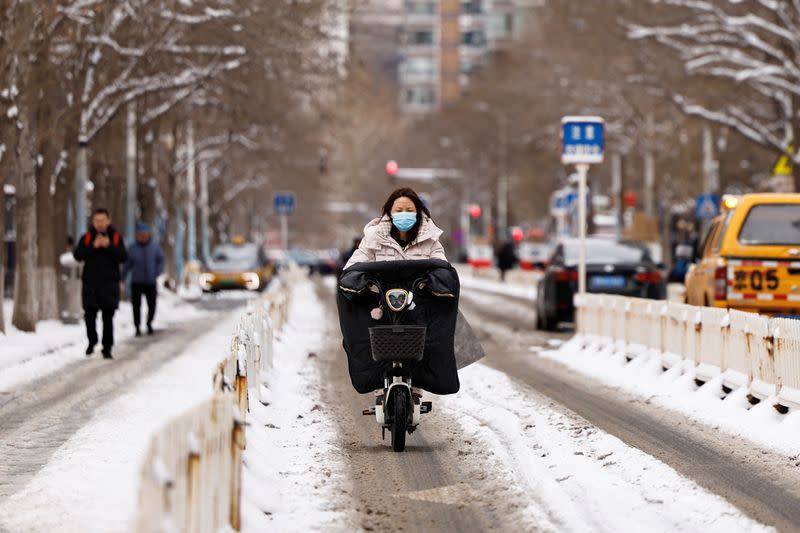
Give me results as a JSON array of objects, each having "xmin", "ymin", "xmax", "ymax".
[{"xmin": 391, "ymin": 387, "xmax": 409, "ymax": 452}]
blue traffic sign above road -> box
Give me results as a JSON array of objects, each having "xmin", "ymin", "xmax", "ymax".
[
  {"xmin": 273, "ymin": 192, "xmax": 296, "ymax": 216},
  {"xmin": 561, "ymin": 116, "xmax": 605, "ymax": 165}
]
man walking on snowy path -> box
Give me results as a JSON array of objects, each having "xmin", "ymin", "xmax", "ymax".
[
  {"xmin": 73, "ymin": 208, "xmax": 127, "ymax": 359},
  {"xmin": 123, "ymin": 222, "xmax": 164, "ymax": 336}
]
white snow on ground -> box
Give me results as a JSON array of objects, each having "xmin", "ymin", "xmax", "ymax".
[
  {"xmin": 540, "ymin": 337, "xmax": 800, "ymax": 458},
  {"xmin": 0, "ymin": 289, "xmax": 208, "ymax": 392},
  {"xmin": 456, "ymin": 267, "xmax": 537, "ymax": 300},
  {"xmin": 0, "ymin": 309, "xmax": 242, "ymax": 533},
  {"xmin": 442, "ymin": 363, "xmax": 772, "ymax": 533},
  {"xmin": 241, "ymin": 280, "xmax": 357, "ymax": 532}
]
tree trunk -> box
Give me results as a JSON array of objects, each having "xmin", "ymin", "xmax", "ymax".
[
  {"xmin": 36, "ymin": 141, "xmax": 59, "ymax": 321},
  {"xmin": 12, "ymin": 121, "xmax": 39, "ymax": 332},
  {"xmin": 35, "ymin": 96, "xmax": 60, "ymax": 321},
  {"xmin": 0, "ymin": 133, "xmax": 9, "ymax": 334}
]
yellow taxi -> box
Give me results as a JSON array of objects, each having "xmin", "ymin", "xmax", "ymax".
[
  {"xmin": 199, "ymin": 238, "xmax": 274, "ymax": 292},
  {"xmin": 685, "ymin": 193, "xmax": 800, "ymax": 313}
]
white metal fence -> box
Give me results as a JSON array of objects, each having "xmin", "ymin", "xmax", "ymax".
[
  {"xmin": 134, "ymin": 273, "xmax": 294, "ymax": 533},
  {"xmin": 576, "ymin": 294, "xmax": 800, "ymax": 412}
]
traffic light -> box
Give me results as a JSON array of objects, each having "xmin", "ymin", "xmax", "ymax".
[
  {"xmin": 386, "ymin": 160, "xmax": 399, "ymax": 178},
  {"xmin": 511, "ymin": 227, "xmax": 524, "ymax": 243},
  {"xmin": 469, "ymin": 204, "xmax": 481, "ymax": 218}
]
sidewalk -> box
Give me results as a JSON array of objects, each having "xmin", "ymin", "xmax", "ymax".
[
  {"xmin": 0, "ymin": 308, "xmax": 242, "ymax": 533},
  {"xmin": 0, "ymin": 291, "xmax": 207, "ymax": 392}
]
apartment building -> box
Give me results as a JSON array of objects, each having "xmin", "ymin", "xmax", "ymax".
[{"xmin": 398, "ymin": 0, "xmax": 529, "ymax": 114}]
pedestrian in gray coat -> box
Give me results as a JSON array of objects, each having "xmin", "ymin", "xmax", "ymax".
[{"xmin": 123, "ymin": 222, "xmax": 164, "ymax": 336}]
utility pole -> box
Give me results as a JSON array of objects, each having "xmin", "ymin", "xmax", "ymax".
[
  {"xmin": 199, "ymin": 159, "xmax": 210, "ymax": 264},
  {"xmin": 702, "ymin": 124, "xmax": 719, "ymax": 194},
  {"xmin": 185, "ymin": 120, "xmax": 196, "ymax": 262},
  {"xmin": 612, "ymin": 152, "xmax": 623, "ymax": 241},
  {"xmin": 74, "ymin": 140, "xmax": 88, "ymax": 239},
  {"xmin": 497, "ymin": 111, "xmax": 509, "ymax": 241},
  {"xmin": 643, "ymin": 113, "xmax": 655, "ymax": 217},
  {"xmin": 125, "ymin": 102, "xmax": 137, "ymax": 244}
]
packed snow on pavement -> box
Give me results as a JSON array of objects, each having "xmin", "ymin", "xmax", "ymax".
[
  {"xmin": 439, "ymin": 362, "xmax": 770, "ymax": 533},
  {"xmin": 240, "ymin": 280, "xmax": 358, "ymax": 532},
  {"xmin": 236, "ymin": 280, "xmax": 770, "ymax": 533}
]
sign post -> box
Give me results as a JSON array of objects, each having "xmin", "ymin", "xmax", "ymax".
[
  {"xmin": 272, "ymin": 192, "xmax": 296, "ymax": 250},
  {"xmin": 561, "ymin": 116, "xmax": 605, "ymax": 295}
]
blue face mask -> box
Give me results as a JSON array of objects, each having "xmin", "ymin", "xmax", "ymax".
[{"xmin": 392, "ymin": 212, "xmax": 417, "ymax": 232}]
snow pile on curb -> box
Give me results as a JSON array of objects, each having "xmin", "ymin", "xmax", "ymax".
[
  {"xmin": 442, "ymin": 363, "xmax": 771, "ymax": 533},
  {"xmin": 540, "ymin": 336, "xmax": 800, "ymax": 458},
  {"xmin": 241, "ymin": 280, "xmax": 356, "ymax": 532}
]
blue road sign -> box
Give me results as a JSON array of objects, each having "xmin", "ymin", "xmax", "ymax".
[
  {"xmin": 695, "ymin": 193, "xmax": 720, "ymax": 219},
  {"xmin": 273, "ymin": 192, "xmax": 296, "ymax": 216},
  {"xmin": 561, "ymin": 116, "xmax": 605, "ymax": 165}
]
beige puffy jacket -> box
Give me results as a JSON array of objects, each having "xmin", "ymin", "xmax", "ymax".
[{"xmin": 344, "ymin": 214, "xmax": 447, "ymax": 270}]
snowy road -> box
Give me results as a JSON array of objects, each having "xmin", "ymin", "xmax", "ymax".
[
  {"xmin": 289, "ymin": 279, "xmax": 775, "ymax": 533},
  {"xmin": 0, "ymin": 296, "xmax": 248, "ymax": 507}
]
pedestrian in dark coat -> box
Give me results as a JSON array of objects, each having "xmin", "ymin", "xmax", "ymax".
[
  {"xmin": 73, "ymin": 208, "xmax": 127, "ymax": 358},
  {"xmin": 123, "ymin": 222, "xmax": 164, "ymax": 336},
  {"xmin": 496, "ymin": 240, "xmax": 518, "ymax": 281}
]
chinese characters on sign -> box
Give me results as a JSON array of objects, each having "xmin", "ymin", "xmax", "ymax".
[{"xmin": 561, "ymin": 117, "xmax": 605, "ymax": 165}]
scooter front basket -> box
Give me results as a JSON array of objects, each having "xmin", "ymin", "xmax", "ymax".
[{"xmin": 368, "ymin": 325, "xmax": 426, "ymax": 363}]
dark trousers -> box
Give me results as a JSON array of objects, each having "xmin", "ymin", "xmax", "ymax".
[
  {"xmin": 85, "ymin": 307, "xmax": 115, "ymax": 350},
  {"xmin": 131, "ymin": 282, "xmax": 157, "ymax": 328}
]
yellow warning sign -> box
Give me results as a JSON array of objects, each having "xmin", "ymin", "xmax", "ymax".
[{"xmin": 773, "ymin": 145, "xmax": 795, "ymax": 177}]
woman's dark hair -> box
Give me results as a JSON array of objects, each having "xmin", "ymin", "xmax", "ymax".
[{"xmin": 381, "ymin": 187, "xmax": 431, "ymax": 243}]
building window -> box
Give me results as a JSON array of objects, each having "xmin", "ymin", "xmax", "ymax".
[
  {"xmin": 406, "ymin": 87, "xmax": 436, "ymax": 105},
  {"xmin": 403, "ymin": 57, "xmax": 436, "ymax": 76},
  {"xmin": 461, "ymin": 58, "xmax": 482, "ymax": 74},
  {"xmin": 406, "ymin": 1, "xmax": 436, "ymax": 15},
  {"xmin": 461, "ymin": 0, "xmax": 482, "ymax": 14},
  {"xmin": 408, "ymin": 30, "xmax": 434, "ymax": 45},
  {"xmin": 462, "ymin": 30, "xmax": 485, "ymax": 46},
  {"xmin": 505, "ymin": 13, "xmax": 514, "ymax": 34}
]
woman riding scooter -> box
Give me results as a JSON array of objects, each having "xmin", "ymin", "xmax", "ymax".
[
  {"xmin": 338, "ymin": 188, "xmax": 463, "ymax": 450},
  {"xmin": 344, "ymin": 187, "xmax": 447, "ymax": 269}
]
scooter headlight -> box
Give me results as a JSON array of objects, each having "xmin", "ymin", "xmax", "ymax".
[{"xmin": 386, "ymin": 288, "xmax": 412, "ymax": 312}]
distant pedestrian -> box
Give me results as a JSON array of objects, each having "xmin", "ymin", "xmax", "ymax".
[
  {"xmin": 73, "ymin": 208, "xmax": 127, "ymax": 358},
  {"xmin": 124, "ymin": 222, "xmax": 164, "ymax": 336},
  {"xmin": 496, "ymin": 240, "xmax": 518, "ymax": 281}
]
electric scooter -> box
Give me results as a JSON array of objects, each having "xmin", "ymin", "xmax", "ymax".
[{"xmin": 362, "ymin": 286, "xmax": 433, "ymax": 452}]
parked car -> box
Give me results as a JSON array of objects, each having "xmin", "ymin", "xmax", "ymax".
[
  {"xmin": 536, "ymin": 238, "xmax": 665, "ymax": 330},
  {"xmin": 200, "ymin": 241, "xmax": 273, "ymax": 292},
  {"xmin": 685, "ymin": 193, "xmax": 800, "ymax": 314}
]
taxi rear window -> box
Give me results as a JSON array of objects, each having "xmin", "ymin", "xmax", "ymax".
[{"xmin": 738, "ymin": 204, "xmax": 800, "ymax": 245}]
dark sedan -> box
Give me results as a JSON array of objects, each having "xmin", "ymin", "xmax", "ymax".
[{"xmin": 536, "ymin": 238, "xmax": 665, "ymax": 330}]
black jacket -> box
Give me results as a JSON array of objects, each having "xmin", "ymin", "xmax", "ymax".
[
  {"xmin": 337, "ymin": 259, "xmax": 460, "ymax": 395},
  {"xmin": 73, "ymin": 225, "xmax": 127, "ymax": 309}
]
